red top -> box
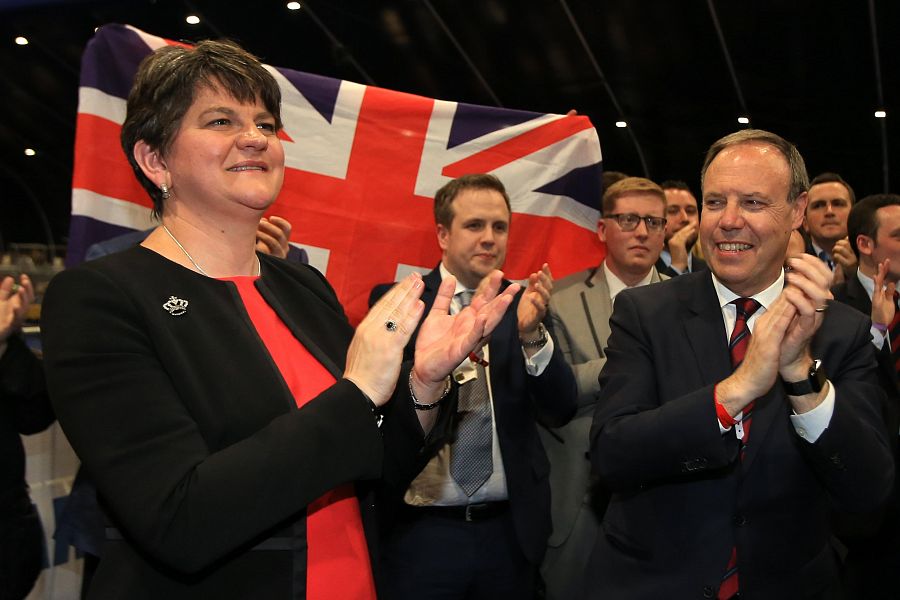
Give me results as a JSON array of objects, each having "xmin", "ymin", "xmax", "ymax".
[{"xmin": 227, "ymin": 276, "xmax": 376, "ymax": 600}]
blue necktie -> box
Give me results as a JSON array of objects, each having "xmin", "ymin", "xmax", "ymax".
[{"xmin": 818, "ymin": 250, "xmax": 834, "ymax": 271}]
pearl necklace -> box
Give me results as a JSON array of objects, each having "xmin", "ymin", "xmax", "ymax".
[{"xmin": 162, "ymin": 225, "xmax": 260, "ymax": 277}]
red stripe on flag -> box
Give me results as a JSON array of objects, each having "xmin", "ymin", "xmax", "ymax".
[
  {"xmin": 505, "ymin": 212, "xmax": 605, "ymax": 281},
  {"xmin": 442, "ymin": 115, "xmax": 594, "ymax": 178},
  {"xmin": 271, "ymin": 86, "xmax": 439, "ymax": 325},
  {"xmin": 72, "ymin": 113, "xmax": 153, "ymax": 209}
]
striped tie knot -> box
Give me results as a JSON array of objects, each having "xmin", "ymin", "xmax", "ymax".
[
  {"xmin": 457, "ymin": 290, "xmax": 474, "ymax": 308},
  {"xmin": 817, "ymin": 250, "xmax": 834, "ymax": 271},
  {"xmin": 729, "ymin": 298, "xmax": 761, "ymax": 370}
]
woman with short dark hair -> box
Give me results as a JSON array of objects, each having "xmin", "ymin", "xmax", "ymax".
[{"xmin": 42, "ymin": 39, "xmax": 516, "ymax": 599}]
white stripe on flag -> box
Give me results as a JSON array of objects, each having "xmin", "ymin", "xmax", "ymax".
[
  {"xmin": 268, "ymin": 68, "xmax": 365, "ymax": 178},
  {"xmin": 72, "ymin": 188, "xmax": 155, "ymax": 230},
  {"xmin": 78, "ymin": 86, "xmax": 127, "ymax": 124},
  {"xmin": 291, "ymin": 243, "xmax": 331, "ymax": 275}
]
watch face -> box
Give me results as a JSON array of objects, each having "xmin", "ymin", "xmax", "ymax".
[
  {"xmin": 809, "ymin": 359, "xmax": 826, "ymax": 391},
  {"xmin": 783, "ymin": 360, "xmax": 826, "ymax": 396}
]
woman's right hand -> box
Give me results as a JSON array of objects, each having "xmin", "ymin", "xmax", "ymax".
[
  {"xmin": 411, "ymin": 271, "xmax": 519, "ymax": 399},
  {"xmin": 344, "ymin": 273, "xmax": 426, "ymax": 406},
  {"xmin": 0, "ymin": 274, "xmax": 34, "ymax": 346}
]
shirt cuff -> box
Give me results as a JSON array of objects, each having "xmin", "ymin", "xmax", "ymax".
[
  {"xmin": 522, "ymin": 334, "xmax": 554, "ymax": 376},
  {"xmin": 871, "ymin": 325, "xmax": 887, "ymax": 349},
  {"xmin": 789, "ymin": 380, "xmax": 835, "ymax": 443}
]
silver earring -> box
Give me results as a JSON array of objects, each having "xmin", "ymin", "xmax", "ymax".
[{"xmin": 160, "ymin": 183, "xmax": 170, "ymax": 200}]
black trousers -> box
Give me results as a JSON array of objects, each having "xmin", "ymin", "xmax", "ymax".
[
  {"xmin": 380, "ymin": 505, "xmax": 536, "ymax": 600},
  {"xmin": 0, "ymin": 497, "xmax": 45, "ymax": 600}
]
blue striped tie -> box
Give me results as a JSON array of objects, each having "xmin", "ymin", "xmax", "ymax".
[{"xmin": 450, "ymin": 290, "xmax": 494, "ymax": 496}]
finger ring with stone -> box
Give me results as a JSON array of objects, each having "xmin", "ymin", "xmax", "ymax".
[{"xmin": 385, "ymin": 319, "xmax": 398, "ymax": 332}]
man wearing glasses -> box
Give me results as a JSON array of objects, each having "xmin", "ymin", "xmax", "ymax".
[{"xmin": 540, "ymin": 177, "xmax": 668, "ymax": 599}]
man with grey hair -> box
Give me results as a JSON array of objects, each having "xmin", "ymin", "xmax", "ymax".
[{"xmin": 585, "ymin": 129, "xmax": 893, "ymax": 599}]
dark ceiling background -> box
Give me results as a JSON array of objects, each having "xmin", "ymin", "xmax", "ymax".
[{"xmin": 1, "ymin": 0, "xmax": 897, "ymax": 251}]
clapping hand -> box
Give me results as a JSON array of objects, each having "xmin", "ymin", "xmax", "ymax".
[
  {"xmin": 517, "ymin": 263, "xmax": 553, "ymax": 338},
  {"xmin": 412, "ymin": 271, "xmax": 520, "ymax": 399},
  {"xmin": 0, "ymin": 274, "xmax": 34, "ymax": 353},
  {"xmin": 871, "ymin": 259, "xmax": 896, "ymax": 330},
  {"xmin": 255, "ymin": 216, "xmax": 292, "ymax": 258}
]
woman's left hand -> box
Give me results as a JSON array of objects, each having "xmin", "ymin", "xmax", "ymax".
[{"xmin": 411, "ymin": 271, "xmax": 519, "ymax": 400}]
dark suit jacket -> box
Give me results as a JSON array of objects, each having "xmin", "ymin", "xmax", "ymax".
[
  {"xmin": 42, "ymin": 247, "xmax": 428, "ymax": 599},
  {"xmin": 831, "ymin": 274, "xmax": 900, "ymax": 414},
  {"xmin": 831, "ymin": 274, "xmax": 900, "ymax": 555},
  {"xmin": 371, "ymin": 267, "xmax": 577, "ymax": 565},
  {"xmin": 587, "ymin": 271, "xmax": 894, "ymax": 600},
  {"xmin": 655, "ymin": 254, "xmax": 708, "ymax": 278},
  {"xmin": 0, "ymin": 335, "xmax": 54, "ymax": 599},
  {"xmin": 59, "ymin": 229, "xmax": 311, "ymax": 560}
]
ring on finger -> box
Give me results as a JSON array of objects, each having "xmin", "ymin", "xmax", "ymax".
[
  {"xmin": 385, "ymin": 319, "xmax": 398, "ymax": 332},
  {"xmin": 815, "ymin": 305, "xmax": 827, "ymax": 313}
]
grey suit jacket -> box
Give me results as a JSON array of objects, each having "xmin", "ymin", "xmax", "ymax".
[{"xmin": 542, "ymin": 263, "xmax": 666, "ymax": 547}]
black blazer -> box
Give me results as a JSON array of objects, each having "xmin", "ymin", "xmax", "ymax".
[
  {"xmin": 831, "ymin": 274, "xmax": 900, "ymax": 547},
  {"xmin": 0, "ymin": 334, "xmax": 54, "ymax": 599},
  {"xmin": 41, "ymin": 247, "xmax": 429, "ymax": 599},
  {"xmin": 587, "ymin": 271, "xmax": 894, "ymax": 600},
  {"xmin": 371, "ymin": 267, "xmax": 577, "ymax": 565},
  {"xmin": 831, "ymin": 274, "xmax": 900, "ymax": 407}
]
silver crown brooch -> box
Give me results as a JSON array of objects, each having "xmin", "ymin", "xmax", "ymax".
[{"xmin": 163, "ymin": 296, "xmax": 189, "ymax": 316}]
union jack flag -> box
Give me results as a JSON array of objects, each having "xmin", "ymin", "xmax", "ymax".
[{"xmin": 70, "ymin": 24, "xmax": 604, "ymax": 324}]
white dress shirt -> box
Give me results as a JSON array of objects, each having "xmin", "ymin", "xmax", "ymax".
[{"xmin": 604, "ymin": 262, "xmax": 655, "ymax": 305}]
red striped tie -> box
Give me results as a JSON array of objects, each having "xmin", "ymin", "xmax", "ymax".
[
  {"xmin": 888, "ymin": 292, "xmax": 900, "ymax": 375},
  {"xmin": 719, "ymin": 297, "xmax": 761, "ymax": 600}
]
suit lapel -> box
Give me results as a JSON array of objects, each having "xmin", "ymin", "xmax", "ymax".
[
  {"xmin": 255, "ymin": 266, "xmax": 350, "ymax": 379},
  {"xmin": 581, "ymin": 267, "xmax": 613, "ymax": 355},
  {"xmin": 847, "ymin": 274, "xmax": 873, "ymax": 314},
  {"xmin": 682, "ymin": 275, "xmax": 731, "ymax": 385}
]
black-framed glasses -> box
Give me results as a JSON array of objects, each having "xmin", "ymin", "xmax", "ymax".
[{"xmin": 604, "ymin": 213, "xmax": 667, "ymax": 232}]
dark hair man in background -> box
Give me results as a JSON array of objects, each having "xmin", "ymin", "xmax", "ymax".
[
  {"xmin": 804, "ymin": 172, "xmax": 856, "ymax": 283},
  {"xmin": 831, "ymin": 192, "xmax": 900, "ymax": 600},
  {"xmin": 372, "ymin": 173, "xmax": 576, "ymax": 599},
  {"xmin": 656, "ymin": 180, "xmax": 708, "ymax": 277}
]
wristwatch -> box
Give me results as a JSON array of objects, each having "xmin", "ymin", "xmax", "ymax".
[
  {"xmin": 521, "ymin": 323, "xmax": 548, "ymax": 349},
  {"xmin": 782, "ymin": 359, "xmax": 827, "ymax": 395}
]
